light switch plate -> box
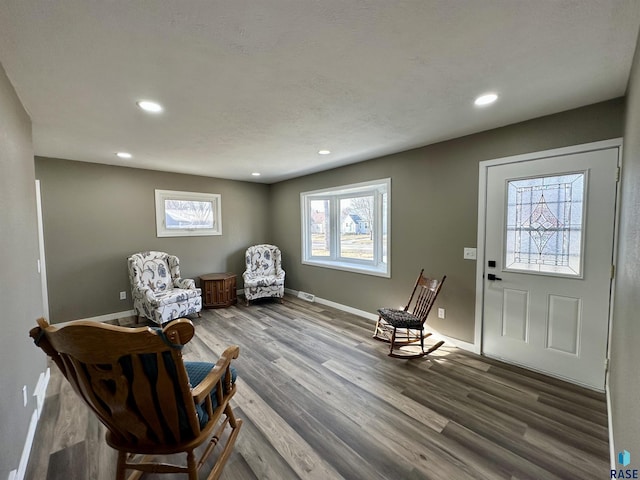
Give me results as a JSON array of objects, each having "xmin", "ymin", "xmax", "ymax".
[{"xmin": 464, "ymin": 247, "xmax": 477, "ymax": 260}]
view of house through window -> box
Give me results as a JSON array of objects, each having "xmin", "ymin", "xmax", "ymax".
[
  {"xmin": 302, "ymin": 179, "xmax": 390, "ymax": 277},
  {"xmin": 155, "ymin": 189, "xmax": 222, "ymax": 237},
  {"xmin": 310, "ymin": 199, "xmax": 331, "ymax": 257}
]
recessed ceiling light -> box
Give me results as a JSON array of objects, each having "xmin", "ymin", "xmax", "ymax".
[
  {"xmin": 116, "ymin": 152, "xmax": 132, "ymax": 159},
  {"xmin": 136, "ymin": 100, "xmax": 163, "ymax": 113},
  {"xmin": 251, "ymin": 172, "xmax": 261, "ymax": 176},
  {"xmin": 318, "ymin": 149, "xmax": 331, "ymax": 155},
  {"xmin": 474, "ymin": 93, "xmax": 498, "ymax": 107}
]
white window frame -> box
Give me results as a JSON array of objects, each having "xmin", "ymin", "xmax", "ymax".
[
  {"xmin": 155, "ymin": 189, "xmax": 222, "ymax": 237},
  {"xmin": 301, "ymin": 178, "xmax": 390, "ymax": 277}
]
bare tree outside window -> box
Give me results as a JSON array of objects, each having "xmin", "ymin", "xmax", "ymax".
[
  {"xmin": 340, "ymin": 196, "xmax": 374, "ymax": 260},
  {"xmin": 301, "ymin": 179, "xmax": 389, "ymax": 277},
  {"xmin": 164, "ymin": 199, "xmax": 214, "ymax": 229},
  {"xmin": 155, "ymin": 190, "xmax": 221, "ymax": 237},
  {"xmin": 349, "ymin": 196, "xmax": 374, "ymax": 239}
]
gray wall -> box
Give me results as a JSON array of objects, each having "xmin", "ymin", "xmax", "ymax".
[
  {"xmin": 35, "ymin": 158, "xmax": 270, "ymax": 323},
  {"xmin": 611, "ymin": 30, "xmax": 640, "ymax": 458},
  {"xmin": 0, "ymin": 63, "xmax": 46, "ymax": 477},
  {"xmin": 270, "ymin": 99, "xmax": 624, "ymax": 343}
]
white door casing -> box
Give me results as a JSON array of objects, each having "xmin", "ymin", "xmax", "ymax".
[
  {"xmin": 477, "ymin": 140, "xmax": 620, "ymax": 390},
  {"xmin": 35, "ymin": 179, "xmax": 49, "ymax": 321}
]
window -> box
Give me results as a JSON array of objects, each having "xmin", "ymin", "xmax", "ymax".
[
  {"xmin": 504, "ymin": 172, "xmax": 585, "ymax": 276},
  {"xmin": 301, "ymin": 179, "xmax": 390, "ymax": 277},
  {"xmin": 155, "ymin": 189, "xmax": 221, "ymax": 237}
]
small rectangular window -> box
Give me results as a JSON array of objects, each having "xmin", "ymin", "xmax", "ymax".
[
  {"xmin": 301, "ymin": 179, "xmax": 390, "ymax": 277},
  {"xmin": 155, "ymin": 189, "xmax": 221, "ymax": 237}
]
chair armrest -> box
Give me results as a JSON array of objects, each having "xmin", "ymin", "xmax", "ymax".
[
  {"xmin": 191, "ymin": 345, "xmax": 240, "ymax": 404},
  {"xmin": 174, "ymin": 277, "xmax": 196, "ymax": 289},
  {"xmin": 276, "ymin": 269, "xmax": 285, "ymax": 280},
  {"xmin": 242, "ymin": 271, "xmax": 257, "ymax": 281},
  {"xmin": 133, "ymin": 285, "xmax": 156, "ymax": 303}
]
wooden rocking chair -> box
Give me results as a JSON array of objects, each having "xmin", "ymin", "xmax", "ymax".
[
  {"xmin": 373, "ymin": 270, "xmax": 446, "ymax": 358},
  {"xmin": 30, "ymin": 317, "xmax": 242, "ymax": 480}
]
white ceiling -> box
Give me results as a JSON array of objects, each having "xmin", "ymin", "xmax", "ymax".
[{"xmin": 1, "ymin": 1, "xmax": 639, "ymax": 183}]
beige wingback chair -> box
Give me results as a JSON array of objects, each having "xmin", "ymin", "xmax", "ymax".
[{"xmin": 127, "ymin": 251, "xmax": 202, "ymax": 325}]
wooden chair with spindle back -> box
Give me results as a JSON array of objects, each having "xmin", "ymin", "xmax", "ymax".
[
  {"xmin": 373, "ymin": 270, "xmax": 446, "ymax": 358},
  {"xmin": 29, "ymin": 317, "xmax": 241, "ymax": 480}
]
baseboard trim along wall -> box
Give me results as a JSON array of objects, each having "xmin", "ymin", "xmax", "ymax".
[
  {"xmin": 606, "ymin": 379, "xmax": 615, "ymax": 468},
  {"xmin": 284, "ymin": 288, "xmax": 476, "ymax": 353},
  {"xmin": 65, "ymin": 294, "xmax": 475, "ymax": 352},
  {"xmin": 78, "ymin": 309, "xmax": 136, "ymax": 323},
  {"xmin": 51, "ymin": 309, "xmax": 137, "ymax": 327},
  {"xmin": 9, "ymin": 367, "xmax": 50, "ymax": 480}
]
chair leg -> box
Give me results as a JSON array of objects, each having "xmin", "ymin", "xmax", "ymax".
[
  {"xmin": 115, "ymin": 451, "xmax": 127, "ymax": 480},
  {"xmin": 389, "ymin": 327, "xmax": 397, "ymax": 356},
  {"xmin": 187, "ymin": 450, "xmax": 198, "ymax": 480},
  {"xmin": 373, "ymin": 316, "xmax": 392, "ymax": 342},
  {"xmin": 373, "ymin": 317, "xmax": 381, "ymax": 338}
]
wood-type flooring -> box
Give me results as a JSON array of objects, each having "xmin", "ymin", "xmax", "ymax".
[{"xmin": 25, "ymin": 294, "xmax": 610, "ymax": 479}]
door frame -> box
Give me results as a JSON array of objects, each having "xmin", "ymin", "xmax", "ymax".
[
  {"xmin": 35, "ymin": 179, "xmax": 49, "ymax": 321},
  {"xmin": 473, "ymin": 138, "xmax": 623, "ymax": 374}
]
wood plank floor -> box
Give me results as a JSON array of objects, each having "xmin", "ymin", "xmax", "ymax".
[{"xmin": 25, "ymin": 295, "xmax": 610, "ymax": 479}]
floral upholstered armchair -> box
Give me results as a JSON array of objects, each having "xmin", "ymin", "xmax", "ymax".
[
  {"xmin": 127, "ymin": 251, "xmax": 202, "ymax": 325},
  {"xmin": 243, "ymin": 244, "xmax": 285, "ymax": 305}
]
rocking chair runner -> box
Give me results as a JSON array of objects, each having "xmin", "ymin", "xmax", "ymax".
[
  {"xmin": 373, "ymin": 270, "xmax": 446, "ymax": 358},
  {"xmin": 29, "ymin": 317, "xmax": 242, "ymax": 480}
]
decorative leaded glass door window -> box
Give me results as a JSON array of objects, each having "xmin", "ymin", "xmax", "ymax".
[{"xmin": 504, "ymin": 172, "xmax": 586, "ymax": 277}]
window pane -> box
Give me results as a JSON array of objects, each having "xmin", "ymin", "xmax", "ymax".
[
  {"xmin": 310, "ymin": 199, "xmax": 330, "ymax": 256},
  {"xmin": 301, "ymin": 178, "xmax": 390, "ymax": 277},
  {"xmin": 164, "ymin": 199, "xmax": 214, "ymax": 229},
  {"xmin": 505, "ymin": 173, "xmax": 584, "ymax": 276},
  {"xmin": 340, "ymin": 196, "xmax": 374, "ymax": 260}
]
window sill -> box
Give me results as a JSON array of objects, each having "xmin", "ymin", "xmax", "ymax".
[{"xmin": 302, "ymin": 259, "xmax": 390, "ymax": 278}]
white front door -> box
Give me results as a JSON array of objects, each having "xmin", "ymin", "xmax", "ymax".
[{"xmin": 482, "ymin": 145, "xmax": 619, "ymax": 390}]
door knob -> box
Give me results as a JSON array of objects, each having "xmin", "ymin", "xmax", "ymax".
[{"xmin": 487, "ymin": 273, "xmax": 502, "ymax": 281}]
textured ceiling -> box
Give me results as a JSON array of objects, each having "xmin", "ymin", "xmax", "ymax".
[{"xmin": 1, "ymin": 1, "xmax": 639, "ymax": 183}]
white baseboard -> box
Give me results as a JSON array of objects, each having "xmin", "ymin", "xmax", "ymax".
[
  {"xmin": 10, "ymin": 366, "xmax": 51, "ymax": 480},
  {"xmin": 78, "ymin": 309, "xmax": 136, "ymax": 323},
  {"xmin": 422, "ymin": 325, "xmax": 478, "ymax": 353},
  {"xmin": 285, "ymin": 288, "xmax": 377, "ymax": 320},
  {"xmin": 284, "ymin": 288, "xmax": 477, "ymax": 353},
  {"xmin": 34, "ymin": 368, "xmax": 50, "ymax": 419},
  {"xmin": 606, "ymin": 380, "xmax": 615, "ymax": 468},
  {"xmin": 314, "ymin": 297, "xmax": 379, "ymax": 322},
  {"xmin": 52, "ymin": 309, "xmax": 136, "ymax": 327},
  {"xmin": 67, "ymin": 294, "xmax": 478, "ymax": 353},
  {"xmin": 11, "ymin": 408, "xmax": 37, "ymax": 480}
]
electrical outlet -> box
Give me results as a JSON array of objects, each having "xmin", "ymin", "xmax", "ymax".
[
  {"xmin": 438, "ymin": 308, "xmax": 446, "ymax": 319},
  {"xmin": 119, "ymin": 291, "xmax": 127, "ymax": 300}
]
